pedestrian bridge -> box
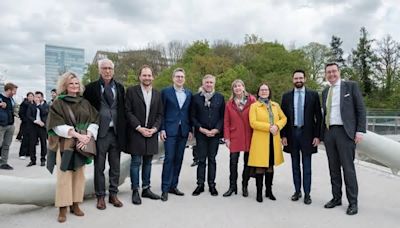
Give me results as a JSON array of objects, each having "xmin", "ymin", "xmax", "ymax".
[{"xmin": 0, "ymin": 133, "xmax": 399, "ymax": 228}]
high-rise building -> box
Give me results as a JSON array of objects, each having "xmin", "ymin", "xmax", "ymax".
[{"xmin": 45, "ymin": 44, "xmax": 85, "ymax": 100}]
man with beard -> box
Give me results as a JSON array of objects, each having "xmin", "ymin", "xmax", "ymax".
[
  {"xmin": 125, "ymin": 65, "xmax": 163, "ymax": 205},
  {"xmin": 281, "ymin": 70, "xmax": 322, "ymax": 205}
]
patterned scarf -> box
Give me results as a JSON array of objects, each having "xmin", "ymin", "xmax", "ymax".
[
  {"xmin": 200, "ymin": 87, "xmax": 215, "ymax": 107},
  {"xmin": 258, "ymin": 97, "xmax": 274, "ymax": 125},
  {"xmin": 234, "ymin": 95, "xmax": 248, "ymax": 111}
]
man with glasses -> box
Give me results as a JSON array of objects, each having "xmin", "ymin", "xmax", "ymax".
[{"xmin": 83, "ymin": 59, "xmax": 127, "ymax": 210}]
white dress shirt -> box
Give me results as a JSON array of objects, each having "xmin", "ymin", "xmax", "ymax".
[{"xmin": 329, "ymin": 80, "xmax": 344, "ymax": 125}]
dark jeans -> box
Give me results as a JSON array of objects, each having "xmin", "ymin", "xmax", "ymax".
[
  {"xmin": 28, "ymin": 125, "xmax": 47, "ymax": 163},
  {"xmin": 196, "ymin": 134, "xmax": 219, "ymax": 187},
  {"xmin": 291, "ymin": 128, "xmax": 312, "ymax": 194},
  {"xmin": 94, "ymin": 129, "xmax": 121, "ymax": 197},
  {"xmin": 161, "ymin": 127, "xmax": 188, "ymax": 192},
  {"xmin": 229, "ymin": 152, "xmax": 250, "ymax": 187},
  {"xmin": 130, "ymin": 154, "xmax": 153, "ymax": 190},
  {"xmin": 324, "ymin": 125, "xmax": 358, "ymax": 205}
]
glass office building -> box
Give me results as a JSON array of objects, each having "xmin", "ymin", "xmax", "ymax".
[{"xmin": 45, "ymin": 45, "xmax": 85, "ymax": 100}]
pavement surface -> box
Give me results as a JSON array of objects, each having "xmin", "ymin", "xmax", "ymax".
[{"xmin": 1, "ymin": 134, "xmax": 400, "ymax": 228}]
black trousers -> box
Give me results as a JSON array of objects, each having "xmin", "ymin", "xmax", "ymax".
[
  {"xmin": 94, "ymin": 128, "xmax": 121, "ymax": 197},
  {"xmin": 324, "ymin": 126, "xmax": 358, "ymax": 205},
  {"xmin": 19, "ymin": 122, "xmax": 31, "ymax": 157},
  {"xmin": 28, "ymin": 125, "xmax": 47, "ymax": 163},
  {"xmin": 228, "ymin": 152, "xmax": 249, "ymax": 187},
  {"xmin": 196, "ymin": 134, "xmax": 219, "ymax": 187}
]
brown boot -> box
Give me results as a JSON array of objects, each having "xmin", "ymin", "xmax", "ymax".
[
  {"xmin": 96, "ymin": 196, "xmax": 106, "ymax": 210},
  {"xmin": 70, "ymin": 202, "xmax": 84, "ymax": 216},
  {"xmin": 57, "ymin": 207, "xmax": 67, "ymax": 223},
  {"xmin": 109, "ymin": 195, "xmax": 123, "ymax": 207}
]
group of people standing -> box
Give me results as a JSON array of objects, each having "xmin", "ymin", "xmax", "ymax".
[
  {"xmin": 40, "ymin": 59, "xmax": 365, "ymax": 223},
  {"xmin": 17, "ymin": 90, "xmax": 51, "ymax": 167}
]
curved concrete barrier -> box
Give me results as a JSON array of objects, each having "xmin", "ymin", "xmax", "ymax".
[
  {"xmin": 0, "ymin": 154, "xmax": 131, "ymax": 206},
  {"xmin": 356, "ymin": 131, "xmax": 400, "ymax": 175}
]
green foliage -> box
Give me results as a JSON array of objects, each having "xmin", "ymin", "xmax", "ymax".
[{"xmin": 82, "ymin": 63, "xmax": 99, "ymax": 85}]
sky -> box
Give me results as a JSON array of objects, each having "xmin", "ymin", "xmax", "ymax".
[{"xmin": 1, "ymin": 0, "xmax": 399, "ymax": 101}]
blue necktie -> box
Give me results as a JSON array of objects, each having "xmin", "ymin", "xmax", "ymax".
[{"xmin": 296, "ymin": 91, "xmax": 304, "ymax": 127}]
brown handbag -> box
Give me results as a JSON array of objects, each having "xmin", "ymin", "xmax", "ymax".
[{"xmin": 66, "ymin": 105, "xmax": 96, "ymax": 158}]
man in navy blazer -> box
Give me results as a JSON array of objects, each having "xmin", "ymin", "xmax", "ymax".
[
  {"xmin": 160, "ymin": 68, "xmax": 192, "ymax": 201},
  {"xmin": 281, "ymin": 70, "xmax": 322, "ymax": 205}
]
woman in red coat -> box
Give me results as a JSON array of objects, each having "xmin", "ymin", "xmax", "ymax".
[{"xmin": 223, "ymin": 79, "xmax": 256, "ymax": 197}]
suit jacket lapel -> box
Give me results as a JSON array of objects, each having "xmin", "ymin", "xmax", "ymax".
[
  {"xmin": 95, "ymin": 80, "xmax": 102, "ymax": 100},
  {"xmin": 181, "ymin": 88, "xmax": 191, "ymax": 109},
  {"xmin": 170, "ymin": 87, "xmax": 180, "ymax": 109},
  {"xmin": 289, "ymin": 90, "xmax": 295, "ymax": 125},
  {"xmin": 340, "ymin": 80, "xmax": 346, "ymax": 114},
  {"xmin": 135, "ymin": 85, "xmax": 145, "ymax": 105}
]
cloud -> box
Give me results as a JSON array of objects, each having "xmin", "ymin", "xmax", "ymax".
[{"xmin": 0, "ymin": 0, "xmax": 398, "ymax": 99}]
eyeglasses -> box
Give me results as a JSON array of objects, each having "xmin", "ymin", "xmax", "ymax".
[{"xmin": 101, "ymin": 67, "xmax": 114, "ymax": 70}]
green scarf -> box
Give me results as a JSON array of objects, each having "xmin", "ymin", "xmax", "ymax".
[
  {"xmin": 258, "ymin": 98, "xmax": 274, "ymax": 125},
  {"xmin": 46, "ymin": 95, "xmax": 99, "ymax": 174}
]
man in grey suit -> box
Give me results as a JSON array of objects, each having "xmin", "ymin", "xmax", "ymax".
[
  {"xmin": 322, "ymin": 63, "xmax": 366, "ymax": 215},
  {"xmin": 83, "ymin": 59, "xmax": 126, "ymax": 210}
]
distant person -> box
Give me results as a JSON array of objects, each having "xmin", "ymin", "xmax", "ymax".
[
  {"xmin": 49, "ymin": 88, "xmax": 57, "ymax": 105},
  {"xmin": 222, "ymin": 79, "xmax": 256, "ymax": 197},
  {"xmin": 248, "ymin": 82, "xmax": 287, "ymax": 202},
  {"xmin": 46, "ymin": 72, "xmax": 98, "ymax": 223},
  {"xmin": 159, "ymin": 68, "xmax": 192, "ymax": 201},
  {"xmin": 26, "ymin": 91, "xmax": 49, "ymax": 167},
  {"xmin": 18, "ymin": 92, "xmax": 34, "ymax": 159},
  {"xmin": 322, "ymin": 63, "xmax": 366, "ymax": 215},
  {"xmin": 0, "ymin": 82, "xmax": 18, "ymax": 170},
  {"xmin": 191, "ymin": 74, "xmax": 225, "ymax": 196},
  {"xmin": 83, "ymin": 59, "xmax": 126, "ymax": 210},
  {"xmin": 125, "ymin": 65, "xmax": 163, "ymax": 205},
  {"xmin": 281, "ymin": 70, "xmax": 322, "ymax": 205}
]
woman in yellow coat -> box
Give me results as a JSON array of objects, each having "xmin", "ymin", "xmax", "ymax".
[{"xmin": 248, "ymin": 82, "xmax": 287, "ymax": 202}]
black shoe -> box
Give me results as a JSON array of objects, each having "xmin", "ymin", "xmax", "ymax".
[
  {"xmin": 242, "ymin": 185, "xmax": 248, "ymax": 197},
  {"xmin": 256, "ymin": 190, "xmax": 263, "ymax": 203},
  {"xmin": 161, "ymin": 192, "xmax": 168, "ymax": 202},
  {"xmin": 131, "ymin": 190, "xmax": 142, "ymax": 205},
  {"xmin": 192, "ymin": 185, "xmax": 204, "ymax": 196},
  {"xmin": 142, "ymin": 188, "xmax": 161, "ymax": 200},
  {"xmin": 40, "ymin": 161, "xmax": 46, "ymax": 166},
  {"xmin": 190, "ymin": 161, "xmax": 198, "ymax": 167},
  {"xmin": 291, "ymin": 192, "xmax": 302, "ymax": 201},
  {"xmin": 0, "ymin": 164, "xmax": 13, "ymax": 170},
  {"xmin": 324, "ymin": 198, "xmax": 342, "ymax": 208},
  {"xmin": 223, "ymin": 186, "xmax": 237, "ymax": 197},
  {"xmin": 304, "ymin": 194, "xmax": 312, "ymax": 205},
  {"xmin": 209, "ymin": 187, "xmax": 218, "ymax": 196},
  {"xmin": 27, "ymin": 161, "xmax": 36, "ymax": 167},
  {"xmin": 169, "ymin": 188, "xmax": 184, "ymax": 196},
  {"xmin": 346, "ymin": 204, "xmax": 358, "ymax": 215}
]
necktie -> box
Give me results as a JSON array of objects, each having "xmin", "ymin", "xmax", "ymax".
[
  {"xmin": 296, "ymin": 91, "xmax": 304, "ymax": 127},
  {"xmin": 325, "ymin": 86, "xmax": 333, "ymax": 129},
  {"xmin": 103, "ymin": 84, "xmax": 114, "ymax": 106}
]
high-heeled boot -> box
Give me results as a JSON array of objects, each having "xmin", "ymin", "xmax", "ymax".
[
  {"xmin": 256, "ymin": 174, "xmax": 263, "ymax": 202},
  {"xmin": 57, "ymin": 207, "xmax": 67, "ymax": 223},
  {"xmin": 70, "ymin": 202, "xmax": 85, "ymax": 216},
  {"xmin": 265, "ymin": 172, "xmax": 276, "ymax": 200}
]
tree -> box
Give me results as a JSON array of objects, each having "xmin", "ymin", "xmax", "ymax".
[
  {"xmin": 376, "ymin": 35, "xmax": 400, "ymax": 93},
  {"xmin": 301, "ymin": 42, "xmax": 330, "ymax": 82},
  {"xmin": 167, "ymin": 40, "xmax": 188, "ymax": 65},
  {"xmin": 328, "ymin": 35, "xmax": 346, "ymax": 67},
  {"xmin": 351, "ymin": 27, "xmax": 379, "ymax": 95}
]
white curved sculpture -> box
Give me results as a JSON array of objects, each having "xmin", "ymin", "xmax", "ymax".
[
  {"xmin": 356, "ymin": 130, "xmax": 400, "ymax": 175},
  {"xmin": 0, "ymin": 154, "xmax": 131, "ymax": 206}
]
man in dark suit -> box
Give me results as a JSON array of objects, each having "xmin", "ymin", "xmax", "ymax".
[
  {"xmin": 83, "ymin": 59, "xmax": 126, "ymax": 210},
  {"xmin": 281, "ymin": 70, "xmax": 322, "ymax": 205},
  {"xmin": 125, "ymin": 65, "xmax": 163, "ymax": 205},
  {"xmin": 191, "ymin": 74, "xmax": 225, "ymax": 196},
  {"xmin": 26, "ymin": 91, "xmax": 49, "ymax": 167},
  {"xmin": 159, "ymin": 68, "xmax": 192, "ymax": 201},
  {"xmin": 322, "ymin": 63, "xmax": 366, "ymax": 215}
]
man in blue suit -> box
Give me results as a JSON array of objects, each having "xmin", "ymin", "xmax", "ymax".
[{"xmin": 160, "ymin": 68, "xmax": 192, "ymax": 201}]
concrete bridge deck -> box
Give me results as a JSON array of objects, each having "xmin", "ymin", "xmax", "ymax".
[{"xmin": 1, "ymin": 138, "xmax": 399, "ymax": 228}]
